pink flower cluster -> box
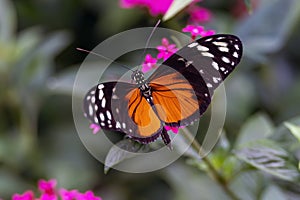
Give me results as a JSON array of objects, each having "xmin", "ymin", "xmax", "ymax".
[
  {"xmin": 120, "ymin": 0, "xmax": 173, "ymax": 16},
  {"xmin": 182, "ymin": 25, "xmax": 215, "ymax": 40},
  {"xmin": 141, "ymin": 37, "xmax": 177, "ymax": 74},
  {"xmin": 11, "ymin": 179, "xmax": 102, "ymax": 200}
]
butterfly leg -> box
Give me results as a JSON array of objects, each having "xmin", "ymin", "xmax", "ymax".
[{"xmin": 161, "ymin": 128, "xmax": 173, "ymax": 150}]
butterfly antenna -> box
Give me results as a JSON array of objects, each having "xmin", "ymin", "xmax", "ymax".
[
  {"xmin": 138, "ymin": 19, "xmax": 161, "ymax": 69},
  {"xmin": 76, "ymin": 48, "xmax": 134, "ymax": 72}
]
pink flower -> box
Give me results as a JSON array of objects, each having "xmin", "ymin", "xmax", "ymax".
[
  {"xmin": 189, "ymin": 7, "xmax": 212, "ymax": 23},
  {"xmin": 10, "ymin": 179, "xmax": 102, "ymax": 200},
  {"xmin": 142, "ymin": 54, "xmax": 157, "ymax": 73},
  {"xmin": 38, "ymin": 179, "xmax": 57, "ymax": 195},
  {"xmin": 164, "ymin": 125, "xmax": 184, "ymax": 134},
  {"xmin": 120, "ymin": 0, "xmax": 173, "ymax": 16},
  {"xmin": 40, "ymin": 193, "xmax": 57, "ymax": 200},
  {"xmin": 182, "ymin": 25, "xmax": 215, "ymax": 40},
  {"xmin": 156, "ymin": 38, "xmax": 178, "ymax": 61},
  {"xmin": 59, "ymin": 189, "xmax": 79, "ymax": 200},
  {"xmin": 12, "ymin": 191, "xmax": 34, "ymax": 200},
  {"xmin": 147, "ymin": 0, "xmax": 173, "ymax": 16},
  {"xmin": 200, "ymin": 29, "xmax": 215, "ymax": 37},
  {"xmin": 77, "ymin": 191, "xmax": 102, "ymax": 200},
  {"xmin": 90, "ymin": 123, "xmax": 101, "ymax": 134}
]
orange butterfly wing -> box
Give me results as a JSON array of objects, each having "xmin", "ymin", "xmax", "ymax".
[{"xmin": 149, "ymin": 68, "xmax": 201, "ymax": 125}]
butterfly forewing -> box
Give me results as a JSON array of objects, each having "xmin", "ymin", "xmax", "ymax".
[{"xmin": 148, "ymin": 34, "xmax": 243, "ymax": 126}]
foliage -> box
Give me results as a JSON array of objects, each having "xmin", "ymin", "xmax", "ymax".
[{"xmin": 1, "ymin": 0, "xmax": 300, "ymax": 199}]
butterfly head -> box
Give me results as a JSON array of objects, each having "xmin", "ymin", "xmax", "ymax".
[{"xmin": 131, "ymin": 70, "xmax": 146, "ymax": 86}]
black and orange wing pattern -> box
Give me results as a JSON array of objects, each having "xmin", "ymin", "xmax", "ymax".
[
  {"xmin": 148, "ymin": 34, "xmax": 243, "ymax": 126},
  {"xmin": 84, "ymin": 82, "xmax": 162, "ymax": 143},
  {"xmin": 83, "ymin": 34, "xmax": 243, "ymax": 144}
]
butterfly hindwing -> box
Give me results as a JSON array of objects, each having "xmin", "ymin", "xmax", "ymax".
[{"xmin": 83, "ymin": 82, "xmax": 162, "ymax": 143}]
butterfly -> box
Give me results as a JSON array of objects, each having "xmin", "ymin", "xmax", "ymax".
[{"xmin": 83, "ymin": 34, "xmax": 243, "ymax": 146}]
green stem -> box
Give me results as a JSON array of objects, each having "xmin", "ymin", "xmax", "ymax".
[{"xmin": 182, "ymin": 128, "xmax": 239, "ymax": 200}]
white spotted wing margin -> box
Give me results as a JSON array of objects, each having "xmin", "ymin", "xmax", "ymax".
[
  {"xmin": 83, "ymin": 82, "xmax": 162, "ymax": 143},
  {"xmin": 148, "ymin": 34, "xmax": 243, "ymax": 123}
]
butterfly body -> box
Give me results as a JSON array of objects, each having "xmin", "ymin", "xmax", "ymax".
[{"xmin": 83, "ymin": 34, "xmax": 243, "ymax": 145}]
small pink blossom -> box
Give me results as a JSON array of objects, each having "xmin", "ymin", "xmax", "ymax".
[
  {"xmin": 40, "ymin": 193, "xmax": 57, "ymax": 200},
  {"xmin": 90, "ymin": 123, "xmax": 101, "ymax": 134},
  {"xmin": 189, "ymin": 6, "xmax": 212, "ymax": 23},
  {"xmin": 142, "ymin": 54, "xmax": 157, "ymax": 73},
  {"xmin": 38, "ymin": 179, "xmax": 57, "ymax": 196},
  {"xmin": 182, "ymin": 25, "xmax": 215, "ymax": 40},
  {"xmin": 12, "ymin": 191, "xmax": 34, "ymax": 200},
  {"xmin": 59, "ymin": 189, "xmax": 79, "ymax": 200},
  {"xmin": 120, "ymin": 0, "xmax": 173, "ymax": 16},
  {"xmin": 165, "ymin": 125, "xmax": 184, "ymax": 134},
  {"xmin": 156, "ymin": 38, "xmax": 178, "ymax": 61},
  {"xmin": 77, "ymin": 191, "xmax": 102, "ymax": 200},
  {"xmin": 9, "ymin": 179, "xmax": 102, "ymax": 200},
  {"xmin": 200, "ymin": 29, "xmax": 215, "ymax": 37}
]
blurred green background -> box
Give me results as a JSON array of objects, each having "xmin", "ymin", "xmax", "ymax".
[{"xmin": 1, "ymin": 0, "xmax": 300, "ymax": 199}]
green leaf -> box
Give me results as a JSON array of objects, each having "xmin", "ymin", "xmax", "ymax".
[
  {"xmin": 0, "ymin": 0, "xmax": 16, "ymax": 41},
  {"xmin": 104, "ymin": 139, "xmax": 149, "ymax": 174},
  {"xmin": 163, "ymin": 0, "xmax": 193, "ymax": 21},
  {"xmin": 262, "ymin": 185, "xmax": 286, "ymax": 200},
  {"xmin": 234, "ymin": 140, "xmax": 299, "ymax": 181},
  {"xmin": 244, "ymin": 0, "xmax": 253, "ymax": 13},
  {"xmin": 235, "ymin": 112, "xmax": 274, "ymax": 148},
  {"xmin": 284, "ymin": 122, "xmax": 300, "ymax": 142},
  {"xmin": 236, "ymin": 0, "xmax": 300, "ymax": 62}
]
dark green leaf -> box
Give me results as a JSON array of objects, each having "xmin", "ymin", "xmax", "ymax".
[
  {"xmin": 284, "ymin": 122, "xmax": 300, "ymax": 143},
  {"xmin": 234, "ymin": 140, "xmax": 299, "ymax": 181},
  {"xmin": 235, "ymin": 113, "xmax": 274, "ymax": 148},
  {"xmin": 236, "ymin": 0, "xmax": 300, "ymax": 62},
  {"xmin": 104, "ymin": 139, "xmax": 149, "ymax": 174}
]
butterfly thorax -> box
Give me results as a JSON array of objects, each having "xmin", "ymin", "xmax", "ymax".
[{"xmin": 131, "ymin": 70, "xmax": 152, "ymax": 100}]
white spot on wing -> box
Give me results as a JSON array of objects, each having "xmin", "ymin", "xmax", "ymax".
[
  {"xmin": 116, "ymin": 121, "xmax": 121, "ymax": 128},
  {"xmin": 213, "ymin": 41, "xmax": 228, "ymax": 47},
  {"xmin": 233, "ymin": 52, "xmax": 239, "ymax": 58},
  {"xmin": 100, "ymin": 122, "xmax": 105, "ymax": 126},
  {"xmin": 207, "ymin": 83, "xmax": 213, "ymax": 88},
  {"xmin": 222, "ymin": 57, "xmax": 230, "ymax": 63},
  {"xmin": 98, "ymin": 90, "xmax": 104, "ymax": 100},
  {"xmin": 220, "ymin": 67, "xmax": 225, "ymax": 71},
  {"xmin": 201, "ymin": 52, "xmax": 214, "ymax": 58},
  {"xmin": 212, "ymin": 62, "xmax": 219, "ymax": 70},
  {"xmin": 188, "ymin": 42, "xmax": 198, "ymax": 48},
  {"xmin": 213, "ymin": 77, "xmax": 221, "ymax": 83},
  {"xmin": 116, "ymin": 108, "xmax": 119, "ymax": 114},
  {"xmin": 100, "ymin": 113, "xmax": 105, "ymax": 121},
  {"xmin": 91, "ymin": 96, "xmax": 95, "ymax": 103},
  {"xmin": 112, "ymin": 94, "xmax": 118, "ymax": 99},
  {"xmin": 94, "ymin": 117, "xmax": 98, "ymax": 123},
  {"xmin": 86, "ymin": 95, "xmax": 91, "ymax": 100},
  {"xmin": 101, "ymin": 98, "xmax": 106, "ymax": 108},
  {"xmin": 98, "ymin": 84, "xmax": 104, "ymax": 89},
  {"xmin": 218, "ymin": 47, "xmax": 229, "ymax": 52},
  {"xmin": 89, "ymin": 104, "xmax": 93, "ymax": 116},
  {"xmin": 197, "ymin": 45, "xmax": 209, "ymax": 51},
  {"xmin": 122, "ymin": 122, "xmax": 126, "ymax": 129},
  {"xmin": 106, "ymin": 110, "xmax": 112, "ymax": 120},
  {"xmin": 234, "ymin": 44, "xmax": 240, "ymax": 50}
]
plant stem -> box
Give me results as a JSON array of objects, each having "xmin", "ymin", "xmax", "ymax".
[{"xmin": 182, "ymin": 128, "xmax": 240, "ymax": 200}]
